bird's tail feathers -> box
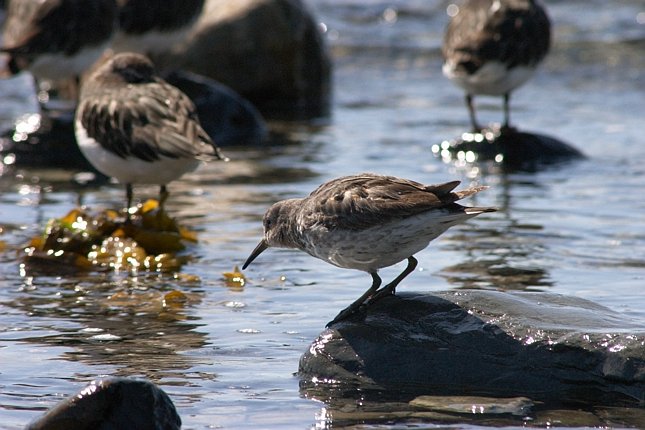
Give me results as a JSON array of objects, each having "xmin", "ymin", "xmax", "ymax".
[
  {"xmin": 455, "ymin": 185, "xmax": 489, "ymax": 200},
  {"xmin": 464, "ymin": 206, "xmax": 497, "ymax": 215},
  {"xmin": 197, "ymin": 145, "xmax": 229, "ymax": 162}
]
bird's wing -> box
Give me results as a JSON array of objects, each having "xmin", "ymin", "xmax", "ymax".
[
  {"xmin": 303, "ymin": 173, "xmax": 474, "ymax": 230},
  {"xmin": 77, "ymin": 80, "xmax": 223, "ymax": 162}
]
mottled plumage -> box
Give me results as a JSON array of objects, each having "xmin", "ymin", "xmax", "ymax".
[
  {"xmin": 74, "ymin": 52, "xmax": 226, "ymax": 215},
  {"xmin": 1, "ymin": 0, "xmax": 117, "ymax": 81},
  {"xmin": 112, "ymin": 0, "xmax": 205, "ymax": 55},
  {"xmin": 442, "ymin": 0, "xmax": 551, "ymax": 130},
  {"xmin": 243, "ymin": 173, "xmax": 496, "ymax": 325}
]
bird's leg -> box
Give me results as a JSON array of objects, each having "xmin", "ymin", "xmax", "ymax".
[
  {"xmin": 466, "ymin": 94, "xmax": 480, "ymax": 132},
  {"xmin": 158, "ymin": 185, "xmax": 169, "ymax": 214},
  {"xmin": 125, "ymin": 183, "xmax": 133, "ymax": 223},
  {"xmin": 502, "ymin": 93, "xmax": 512, "ymax": 131},
  {"xmin": 369, "ymin": 256, "xmax": 418, "ymax": 303},
  {"xmin": 327, "ymin": 272, "xmax": 382, "ymax": 327}
]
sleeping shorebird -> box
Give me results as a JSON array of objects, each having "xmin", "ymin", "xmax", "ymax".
[{"xmin": 74, "ymin": 52, "xmax": 227, "ymax": 219}]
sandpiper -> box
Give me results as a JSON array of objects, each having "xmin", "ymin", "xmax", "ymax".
[
  {"xmin": 112, "ymin": 0, "xmax": 205, "ymax": 55},
  {"xmin": 74, "ymin": 52, "xmax": 226, "ymax": 218},
  {"xmin": 1, "ymin": 0, "xmax": 117, "ymax": 82},
  {"xmin": 242, "ymin": 173, "xmax": 496, "ymax": 325},
  {"xmin": 442, "ymin": 0, "xmax": 551, "ymax": 131}
]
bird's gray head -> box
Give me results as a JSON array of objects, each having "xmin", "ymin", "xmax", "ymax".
[
  {"xmin": 242, "ymin": 200, "xmax": 299, "ymax": 270},
  {"xmin": 105, "ymin": 52, "xmax": 156, "ymax": 84}
]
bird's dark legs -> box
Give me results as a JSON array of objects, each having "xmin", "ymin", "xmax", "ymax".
[
  {"xmin": 327, "ymin": 257, "xmax": 419, "ymax": 326},
  {"xmin": 466, "ymin": 94, "xmax": 480, "ymax": 132},
  {"xmin": 502, "ymin": 92, "xmax": 511, "ymax": 130},
  {"xmin": 370, "ymin": 256, "xmax": 418, "ymax": 303},
  {"xmin": 159, "ymin": 185, "xmax": 169, "ymax": 213},
  {"xmin": 125, "ymin": 183, "xmax": 133, "ymax": 222},
  {"xmin": 327, "ymin": 272, "xmax": 382, "ymax": 327}
]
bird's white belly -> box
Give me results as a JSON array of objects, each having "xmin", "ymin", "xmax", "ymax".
[
  {"xmin": 29, "ymin": 42, "xmax": 111, "ymax": 81},
  {"xmin": 75, "ymin": 120, "xmax": 201, "ymax": 185},
  {"xmin": 302, "ymin": 212, "xmax": 465, "ymax": 272},
  {"xmin": 443, "ymin": 60, "xmax": 535, "ymax": 96}
]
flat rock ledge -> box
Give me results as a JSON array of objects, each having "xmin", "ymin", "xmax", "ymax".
[{"xmin": 299, "ymin": 290, "xmax": 645, "ymax": 407}]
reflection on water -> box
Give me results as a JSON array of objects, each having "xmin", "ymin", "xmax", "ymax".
[
  {"xmin": 439, "ymin": 175, "xmax": 553, "ymax": 290},
  {"xmin": 5, "ymin": 273, "xmax": 210, "ymax": 381}
]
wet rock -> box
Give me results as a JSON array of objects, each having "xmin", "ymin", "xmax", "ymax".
[
  {"xmin": 163, "ymin": 70, "xmax": 267, "ymax": 146},
  {"xmin": 432, "ymin": 126, "xmax": 584, "ymax": 171},
  {"xmin": 0, "ymin": 110, "xmax": 93, "ymax": 169},
  {"xmin": 299, "ymin": 290, "xmax": 645, "ymax": 406},
  {"xmin": 0, "ymin": 71, "xmax": 266, "ymax": 169},
  {"xmin": 26, "ymin": 377, "xmax": 181, "ymax": 430},
  {"xmin": 154, "ymin": 0, "xmax": 332, "ymax": 120}
]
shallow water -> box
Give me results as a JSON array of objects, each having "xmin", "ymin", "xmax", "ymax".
[{"xmin": 1, "ymin": 0, "xmax": 645, "ymax": 429}]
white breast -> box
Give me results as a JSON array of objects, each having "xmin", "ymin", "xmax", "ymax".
[
  {"xmin": 29, "ymin": 42, "xmax": 111, "ymax": 81},
  {"xmin": 443, "ymin": 60, "xmax": 536, "ymax": 96},
  {"xmin": 75, "ymin": 119, "xmax": 202, "ymax": 185}
]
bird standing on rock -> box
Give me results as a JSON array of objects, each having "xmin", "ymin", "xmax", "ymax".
[
  {"xmin": 243, "ymin": 173, "xmax": 496, "ymax": 325},
  {"xmin": 442, "ymin": 0, "xmax": 551, "ymax": 131},
  {"xmin": 74, "ymin": 52, "xmax": 227, "ymax": 219}
]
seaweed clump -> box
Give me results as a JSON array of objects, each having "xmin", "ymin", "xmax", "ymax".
[{"xmin": 22, "ymin": 200, "xmax": 197, "ymax": 274}]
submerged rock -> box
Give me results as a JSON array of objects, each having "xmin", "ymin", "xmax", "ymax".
[
  {"xmin": 27, "ymin": 377, "xmax": 181, "ymax": 430},
  {"xmin": 299, "ymin": 290, "xmax": 645, "ymax": 407},
  {"xmin": 432, "ymin": 126, "xmax": 584, "ymax": 171},
  {"xmin": 154, "ymin": 0, "xmax": 332, "ymax": 120}
]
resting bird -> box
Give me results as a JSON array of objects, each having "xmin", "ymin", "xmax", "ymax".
[{"xmin": 74, "ymin": 52, "xmax": 227, "ymax": 219}]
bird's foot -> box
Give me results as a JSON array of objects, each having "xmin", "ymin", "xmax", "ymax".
[
  {"xmin": 326, "ymin": 303, "xmax": 365, "ymax": 327},
  {"xmin": 368, "ymin": 285, "xmax": 396, "ymax": 304},
  {"xmin": 499, "ymin": 123, "xmax": 518, "ymax": 135},
  {"xmin": 326, "ymin": 288, "xmax": 397, "ymax": 327}
]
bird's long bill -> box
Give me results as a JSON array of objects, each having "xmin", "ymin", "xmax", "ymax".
[{"xmin": 242, "ymin": 239, "xmax": 269, "ymax": 270}]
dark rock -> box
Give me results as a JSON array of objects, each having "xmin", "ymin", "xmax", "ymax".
[
  {"xmin": 299, "ymin": 291, "xmax": 645, "ymax": 407},
  {"xmin": 432, "ymin": 126, "xmax": 584, "ymax": 172},
  {"xmin": 26, "ymin": 377, "xmax": 181, "ymax": 430},
  {"xmin": 0, "ymin": 71, "xmax": 266, "ymax": 169},
  {"xmin": 163, "ymin": 70, "xmax": 267, "ymax": 146},
  {"xmin": 0, "ymin": 109, "xmax": 94, "ymax": 169},
  {"xmin": 154, "ymin": 0, "xmax": 332, "ymax": 120}
]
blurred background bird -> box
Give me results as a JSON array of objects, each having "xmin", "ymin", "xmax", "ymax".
[
  {"xmin": 1, "ymin": 0, "xmax": 117, "ymax": 101},
  {"xmin": 74, "ymin": 52, "xmax": 227, "ymax": 220},
  {"xmin": 442, "ymin": 0, "xmax": 551, "ymax": 131}
]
